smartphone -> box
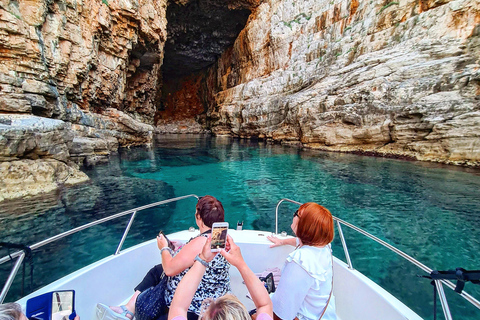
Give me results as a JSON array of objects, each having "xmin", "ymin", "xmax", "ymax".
[
  {"xmin": 158, "ymin": 230, "xmax": 175, "ymax": 250},
  {"xmin": 211, "ymin": 222, "xmax": 229, "ymax": 252},
  {"xmin": 27, "ymin": 290, "xmax": 75, "ymax": 320}
]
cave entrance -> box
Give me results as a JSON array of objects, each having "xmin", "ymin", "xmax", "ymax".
[{"xmin": 156, "ymin": 0, "xmax": 257, "ymax": 131}]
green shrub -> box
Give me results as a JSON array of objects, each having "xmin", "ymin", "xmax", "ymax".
[
  {"xmin": 283, "ymin": 13, "xmax": 312, "ymax": 29},
  {"xmin": 377, "ymin": 2, "xmax": 399, "ymax": 15}
]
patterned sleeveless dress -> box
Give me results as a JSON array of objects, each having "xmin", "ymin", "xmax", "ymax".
[{"xmin": 164, "ymin": 233, "xmax": 231, "ymax": 315}]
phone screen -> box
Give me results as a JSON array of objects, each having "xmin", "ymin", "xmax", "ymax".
[
  {"xmin": 51, "ymin": 291, "xmax": 74, "ymax": 320},
  {"xmin": 211, "ymin": 225, "xmax": 228, "ymax": 251}
]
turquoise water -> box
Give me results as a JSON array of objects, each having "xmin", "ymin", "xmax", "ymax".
[{"xmin": 1, "ymin": 134, "xmax": 479, "ymax": 319}]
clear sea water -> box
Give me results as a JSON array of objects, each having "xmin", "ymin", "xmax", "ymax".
[{"xmin": 1, "ymin": 134, "xmax": 479, "ymax": 320}]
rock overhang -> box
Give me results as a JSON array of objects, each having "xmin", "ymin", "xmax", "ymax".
[{"xmin": 161, "ymin": 0, "xmax": 260, "ymax": 79}]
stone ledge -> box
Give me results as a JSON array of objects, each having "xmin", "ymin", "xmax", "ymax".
[
  {"xmin": 0, "ymin": 114, "xmax": 72, "ymax": 162},
  {"xmin": 155, "ymin": 119, "xmax": 208, "ymax": 134}
]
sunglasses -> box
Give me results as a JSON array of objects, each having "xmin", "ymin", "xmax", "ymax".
[{"xmin": 293, "ymin": 210, "xmax": 299, "ymax": 218}]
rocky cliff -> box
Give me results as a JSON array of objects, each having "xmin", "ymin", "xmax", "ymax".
[
  {"xmin": 1, "ymin": 0, "xmax": 479, "ymax": 201},
  {"xmin": 206, "ymin": 0, "xmax": 480, "ymax": 166},
  {"xmin": 0, "ymin": 0, "xmax": 258, "ymax": 201},
  {"xmin": 0, "ymin": 0, "xmax": 167, "ymax": 200}
]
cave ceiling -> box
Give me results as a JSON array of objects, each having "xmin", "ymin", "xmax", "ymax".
[{"xmin": 161, "ymin": 0, "xmax": 260, "ymax": 79}]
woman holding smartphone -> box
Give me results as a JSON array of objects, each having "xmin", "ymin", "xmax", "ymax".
[
  {"xmin": 267, "ymin": 202, "xmax": 337, "ymax": 320},
  {"xmin": 168, "ymin": 235, "xmax": 273, "ymax": 320},
  {"xmin": 97, "ymin": 196, "xmax": 230, "ymax": 320}
]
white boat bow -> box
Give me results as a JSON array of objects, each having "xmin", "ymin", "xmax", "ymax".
[{"xmin": 2, "ymin": 195, "xmax": 479, "ymax": 320}]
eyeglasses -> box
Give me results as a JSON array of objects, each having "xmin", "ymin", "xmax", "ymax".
[{"xmin": 293, "ymin": 210, "xmax": 299, "ymax": 218}]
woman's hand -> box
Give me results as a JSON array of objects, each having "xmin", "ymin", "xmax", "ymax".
[
  {"xmin": 267, "ymin": 235, "xmax": 284, "ymax": 248},
  {"xmin": 157, "ymin": 233, "xmax": 169, "ymax": 250},
  {"xmin": 220, "ymin": 235, "xmax": 245, "ymax": 268},
  {"xmin": 267, "ymin": 235, "xmax": 298, "ymax": 248},
  {"xmin": 200, "ymin": 235, "xmax": 218, "ymax": 262}
]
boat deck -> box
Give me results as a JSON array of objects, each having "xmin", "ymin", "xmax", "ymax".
[{"xmin": 17, "ymin": 229, "xmax": 422, "ymax": 320}]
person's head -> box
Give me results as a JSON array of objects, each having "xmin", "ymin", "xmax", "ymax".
[
  {"xmin": 0, "ymin": 303, "xmax": 27, "ymax": 320},
  {"xmin": 196, "ymin": 195, "xmax": 225, "ymax": 228},
  {"xmin": 291, "ymin": 202, "xmax": 334, "ymax": 247},
  {"xmin": 200, "ymin": 294, "xmax": 250, "ymax": 320}
]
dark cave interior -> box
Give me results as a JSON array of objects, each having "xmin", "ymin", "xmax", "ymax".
[
  {"xmin": 161, "ymin": 0, "xmax": 253, "ymax": 80},
  {"xmin": 156, "ymin": 0, "xmax": 258, "ymax": 124}
]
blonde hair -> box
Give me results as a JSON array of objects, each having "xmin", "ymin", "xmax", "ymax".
[
  {"xmin": 202, "ymin": 294, "xmax": 250, "ymax": 320},
  {"xmin": 0, "ymin": 303, "xmax": 23, "ymax": 320}
]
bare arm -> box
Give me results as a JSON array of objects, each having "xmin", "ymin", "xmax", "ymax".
[
  {"xmin": 158, "ymin": 234, "xmax": 206, "ymax": 276},
  {"xmin": 221, "ymin": 235, "xmax": 273, "ymax": 317},
  {"xmin": 266, "ymin": 235, "xmax": 298, "ymax": 248},
  {"xmin": 168, "ymin": 235, "xmax": 273, "ymax": 319},
  {"xmin": 168, "ymin": 236, "xmax": 218, "ymax": 320}
]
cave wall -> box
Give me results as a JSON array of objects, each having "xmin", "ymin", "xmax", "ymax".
[
  {"xmin": 206, "ymin": 0, "xmax": 480, "ymax": 166},
  {"xmin": 155, "ymin": 73, "xmax": 207, "ymax": 133},
  {"xmin": 0, "ymin": 0, "xmax": 167, "ymax": 200},
  {"xmin": 155, "ymin": 0, "xmax": 260, "ymax": 133},
  {"xmin": 1, "ymin": 0, "xmax": 167, "ymax": 124}
]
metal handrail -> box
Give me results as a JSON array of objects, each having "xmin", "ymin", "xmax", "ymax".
[
  {"xmin": 274, "ymin": 198, "xmax": 480, "ymax": 319},
  {"xmin": 116, "ymin": 210, "xmax": 138, "ymax": 255},
  {"xmin": 0, "ymin": 253, "xmax": 25, "ymax": 304},
  {"xmin": 0, "ymin": 194, "xmax": 199, "ymax": 303},
  {"xmin": 275, "ymin": 198, "xmax": 301, "ymax": 234}
]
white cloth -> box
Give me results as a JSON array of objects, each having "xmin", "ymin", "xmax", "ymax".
[{"xmin": 271, "ymin": 245, "xmax": 336, "ymax": 320}]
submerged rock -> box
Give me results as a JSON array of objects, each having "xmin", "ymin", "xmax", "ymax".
[{"xmin": 0, "ymin": 159, "xmax": 89, "ymax": 202}]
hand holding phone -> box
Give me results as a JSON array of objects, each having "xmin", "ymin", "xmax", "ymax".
[
  {"xmin": 158, "ymin": 231, "xmax": 175, "ymax": 250},
  {"xmin": 210, "ymin": 222, "xmax": 228, "ymax": 252},
  {"xmin": 219, "ymin": 235, "xmax": 245, "ymax": 268},
  {"xmin": 200, "ymin": 235, "xmax": 218, "ymax": 262}
]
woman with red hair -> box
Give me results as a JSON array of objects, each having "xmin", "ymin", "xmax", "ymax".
[{"xmin": 267, "ymin": 202, "xmax": 336, "ymax": 320}]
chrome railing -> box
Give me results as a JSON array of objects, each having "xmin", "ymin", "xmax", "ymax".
[
  {"xmin": 274, "ymin": 198, "xmax": 480, "ymax": 320},
  {"xmin": 0, "ymin": 194, "xmax": 199, "ymax": 303}
]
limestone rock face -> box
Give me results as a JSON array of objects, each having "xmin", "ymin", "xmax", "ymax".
[
  {"xmin": 0, "ymin": 0, "xmax": 166, "ymax": 145},
  {"xmin": 0, "ymin": 114, "xmax": 72, "ymax": 161},
  {"xmin": 0, "ymin": 0, "xmax": 165, "ymax": 200},
  {"xmin": 208, "ymin": 0, "xmax": 480, "ymax": 166},
  {"xmin": 155, "ymin": 119, "xmax": 206, "ymax": 134},
  {"xmin": 0, "ymin": 0, "xmax": 167, "ymax": 119}
]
